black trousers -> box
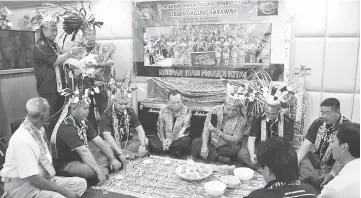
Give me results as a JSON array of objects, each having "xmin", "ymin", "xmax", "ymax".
[{"xmin": 191, "ymin": 137, "xmax": 241, "ymax": 162}]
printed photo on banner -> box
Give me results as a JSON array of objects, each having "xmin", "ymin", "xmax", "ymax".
[
  {"xmin": 134, "ymin": 0, "xmax": 281, "ymax": 79},
  {"xmin": 144, "ymin": 23, "xmax": 271, "ymax": 67}
]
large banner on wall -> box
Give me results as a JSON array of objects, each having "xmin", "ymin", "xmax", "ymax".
[{"xmin": 133, "ymin": 0, "xmax": 283, "ymax": 80}]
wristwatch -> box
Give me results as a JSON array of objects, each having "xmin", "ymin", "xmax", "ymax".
[{"xmin": 140, "ymin": 141, "xmax": 146, "ymax": 147}]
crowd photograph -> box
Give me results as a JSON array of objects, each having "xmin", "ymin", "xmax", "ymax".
[{"xmin": 144, "ymin": 23, "xmax": 271, "ymax": 67}]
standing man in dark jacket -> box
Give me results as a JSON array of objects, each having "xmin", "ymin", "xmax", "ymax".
[{"xmin": 33, "ymin": 14, "xmax": 82, "ymax": 116}]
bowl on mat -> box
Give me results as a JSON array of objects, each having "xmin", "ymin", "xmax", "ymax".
[
  {"xmin": 204, "ymin": 180, "xmax": 227, "ymax": 197},
  {"xmin": 219, "ymin": 175, "xmax": 240, "ymax": 189},
  {"xmin": 233, "ymin": 167, "xmax": 254, "ymax": 182}
]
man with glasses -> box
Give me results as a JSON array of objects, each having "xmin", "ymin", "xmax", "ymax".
[
  {"xmin": 148, "ymin": 90, "xmax": 193, "ymax": 158},
  {"xmin": 297, "ymin": 98, "xmax": 349, "ymax": 185}
]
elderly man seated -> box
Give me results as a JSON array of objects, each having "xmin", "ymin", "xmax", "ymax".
[
  {"xmin": 297, "ymin": 98, "xmax": 349, "ymax": 184},
  {"xmin": 99, "ymin": 88, "xmax": 149, "ymax": 160},
  {"xmin": 238, "ymin": 97, "xmax": 294, "ymax": 170},
  {"xmin": 50, "ymin": 91, "xmax": 123, "ymax": 186},
  {"xmin": 191, "ymin": 85, "xmax": 246, "ymax": 164},
  {"xmin": 148, "ymin": 90, "xmax": 193, "ymax": 158},
  {"xmin": 1, "ymin": 97, "xmax": 87, "ymax": 198}
]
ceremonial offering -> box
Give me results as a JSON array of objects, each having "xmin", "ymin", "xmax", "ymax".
[
  {"xmin": 204, "ymin": 180, "xmax": 227, "ymax": 197},
  {"xmin": 175, "ymin": 162, "xmax": 213, "ymax": 181},
  {"xmin": 91, "ymin": 156, "xmax": 266, "ymax": 198},
  {"xmin": 219, "ymin": 175, "xmax": 241, "ymax": 189},
  {"xmin": 234, "ymin": 167, "xmax": 255, "ymax": 182}
]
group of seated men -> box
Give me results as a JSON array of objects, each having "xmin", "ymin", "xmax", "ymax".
[{"xmin": 0, "ymin": 88, "xmax": 359, "ymax": 198}]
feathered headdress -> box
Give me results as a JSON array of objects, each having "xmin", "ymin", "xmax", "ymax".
[
  {"xmin": 220, "ymin": 70, "xmax": 295, "ymax": 117},
  {"xmin": 60, "ymin": 1, "xmax": 103, "ymax": 36},
  {"xmin": 50, "ymin": 86, "xmax": 95, "ymax": 158},
  {"xmin": 108, "ymin": 70, "xmax": 138, "ymax": 103},
  {"xmin": 59, "ymin": 87, "xmax": 94, "ymax": 108}
]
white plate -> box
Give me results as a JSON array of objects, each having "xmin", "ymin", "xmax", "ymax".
[
  {"xmin": 143, "ymin": 159, "xmax": 153, "ymax": 164},
  {"xmin": 163, "ymin": 160, "xmax": 172, "ymax": 165},
  {"xmin": 175, "ymin": 164, "xmax": 213, "ymax": 181}
]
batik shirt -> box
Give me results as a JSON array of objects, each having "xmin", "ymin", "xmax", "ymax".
[
  {"xmin": 305, "ymin": 116, "xmax": 349, "ymax": 172},
  {"xmin": 204, "ymin": 105, "xmax": 246, "ymax": 148},
  {"xmin": 157, "ymin": 104, "xmax": 192, "ymax": 141}
]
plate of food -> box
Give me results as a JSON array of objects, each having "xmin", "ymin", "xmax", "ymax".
[{"xmin": 175, "ymin": 163, "xmax": 213, "ymax": 181}]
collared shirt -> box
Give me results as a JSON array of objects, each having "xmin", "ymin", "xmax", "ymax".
[
  {"xmin": 53, "ymin": 115, "xmax": 98, "ymax": 169},
  {"xmin": 99, "ymin": 107, "xmax": 141, "ymax": 140},
  {"xmin": 0, "ymin": 124, "xmax": 52, "ymax": 179},
  {"xmin": 157, "ymin": 104, "xmax": 192, "ymax": 141},
  {"xmin": 249, "ymin": 114, "xmax": 294, "ymax": 145},
  {"xmin": 305, "ymin": 116, "xmax": 349, "ymax": 170},
  {"xmin": 246, "ymin": 180, "xmax": 317, "ymax": 198},
  {"xmin": 318, "ymin": 158, "xmax": 360, "ymax": 198},
  {"xmin": 204, "ymin": 104, "xmax": 246, "ymax": 148}
]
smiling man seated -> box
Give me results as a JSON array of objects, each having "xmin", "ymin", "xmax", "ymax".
[
  {"xmin": 50, "ymin": 91, "xmax": 122, "ymax": 186},
  {"xmin": 191, "ymin": 84, "xmax": 247, "ymax": 165}
]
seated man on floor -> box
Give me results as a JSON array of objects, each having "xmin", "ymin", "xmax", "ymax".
[
  {"xmin": 245, "ymin": 137, "xmax": 317, "ymax": 198},
  {"xmin": 1, "ymin": 97, "xmax": 87, "ymax": 198},
  {"xmin": 191, "ymin": 86, "xmax": 246, "ymax": 164},
  {"xmin": 238, "ymin": 97, "xmax": 294, "ymax": 170},
  {"xmin": 318, "ymin": 122, "xmax": 360, "ymax": 198},
  {"xmin": 148, "ymin": 90, "xmax": 192, "ymax": 158},
  {"xmin": 50, "ymin": 91, "xmax": 122, "ymax": 186},
  {"xmin": 99, "ymin": 88, "xmax": 149, "ymax": 160},
  {"xmin": 297, "ymin": 98, "xmax": 349, "ymax": 183}
]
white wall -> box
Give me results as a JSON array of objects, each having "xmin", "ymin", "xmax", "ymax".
[
  {"xmin": 10, "ymin": 0, "xmax": 360, "ymax": 134},
  {"xmin": 292, "ymin": 0, "xmax": 360, "ymax": 133}
]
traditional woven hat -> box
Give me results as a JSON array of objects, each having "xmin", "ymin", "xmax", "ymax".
[{"xmin": 40, "ymin": 13, "xmax": 59, "ymax": 28}]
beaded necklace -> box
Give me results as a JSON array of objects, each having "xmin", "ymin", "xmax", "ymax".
[{"xmin": 46, "ymin": 39, "xmax": 63, "ymax": 93}]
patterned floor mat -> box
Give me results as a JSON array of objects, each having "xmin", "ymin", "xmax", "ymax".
[{"xmin": 91, "ymin": 156, "xmax": 266, "ymax": 198}]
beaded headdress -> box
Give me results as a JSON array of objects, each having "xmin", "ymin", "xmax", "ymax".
[
  {"xmin": 221, "ymin": 70, "xmax": 295, "ymax": 116},
  {"xmin": 60, "ymin": 88, "xmax": 93, "ymax": 108},
  {"xmin": 40, "ymin": 13, "xmax": 60, "ymax": 28},
  {"xmin": 109, "ymin": 78, "xmax": 137, "ymax": 103},
  {"xmin": 50, "ymin": 86, "xmax": 95, "ymax": 158}
]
